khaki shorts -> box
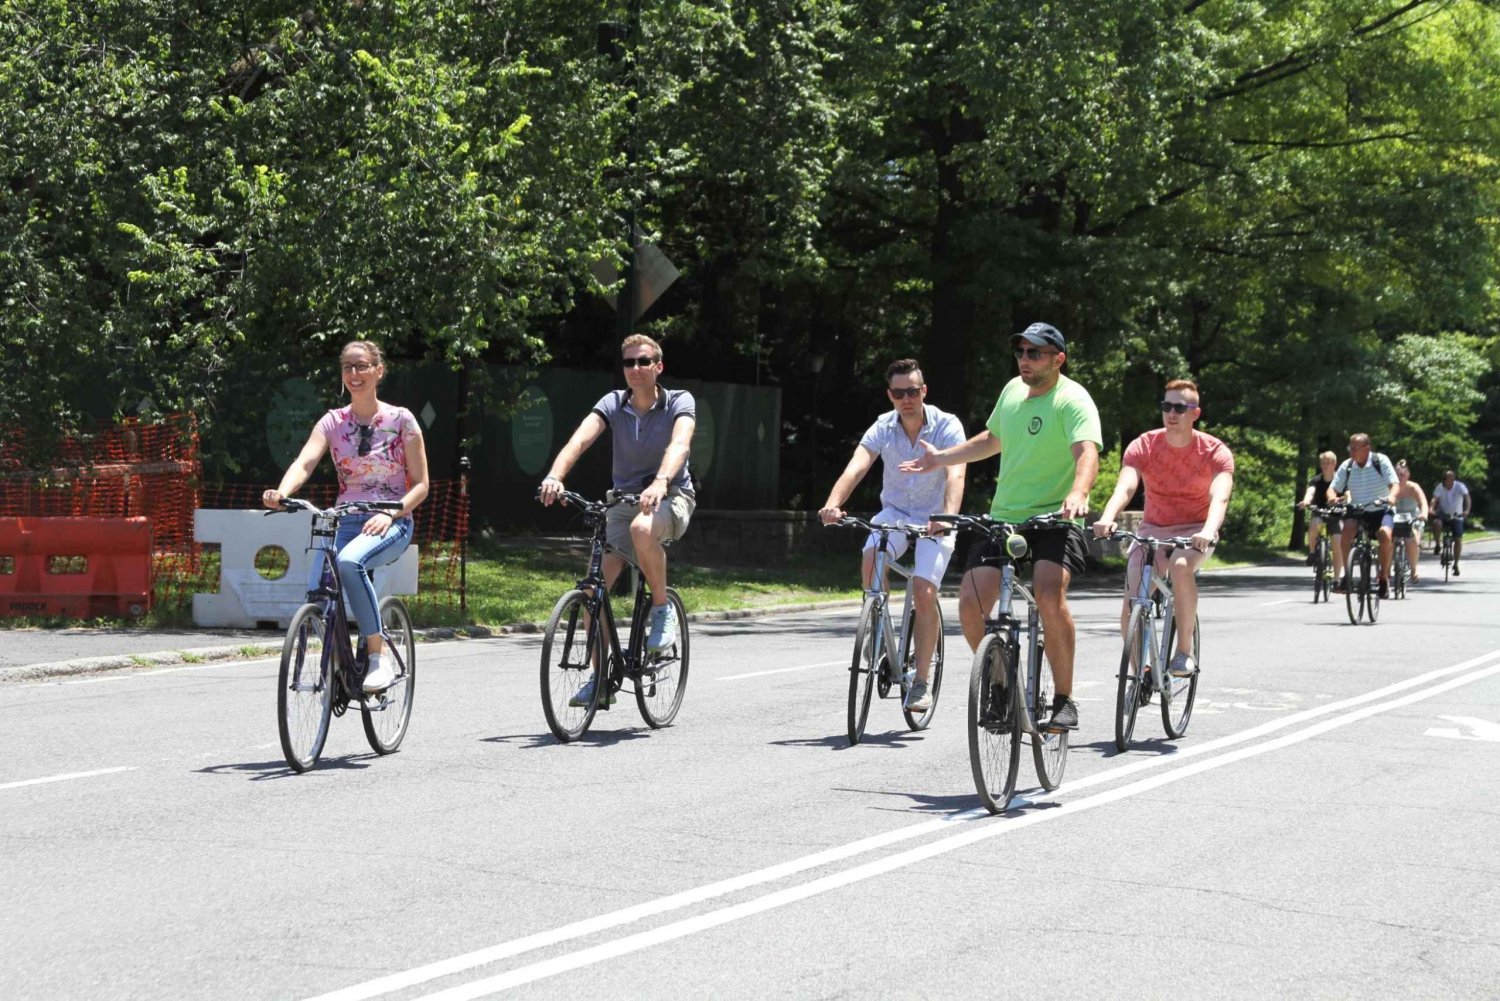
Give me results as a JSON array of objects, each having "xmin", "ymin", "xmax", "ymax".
[{"xmin": 606, "ymin": 490, "xmax": 696, "ymax": 558}]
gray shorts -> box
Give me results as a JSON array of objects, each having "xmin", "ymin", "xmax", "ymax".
[{"xmin": 606, "ymin": 490, "xmax": 696, "ymax": 558}]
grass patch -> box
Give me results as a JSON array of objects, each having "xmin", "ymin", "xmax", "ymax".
[
  {"xmin": 180, "ymin": 651, "xmax": 206, "ymax": 664},
  {"xmin": 129, "ymin": 654, "xmax": 152, "ymax": 666}
]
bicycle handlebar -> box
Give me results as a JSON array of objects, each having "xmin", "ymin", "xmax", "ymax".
[
  {"xmin": 828, "ymin": 516, "xmax": 930, "ymax": 538},
  {"xmin": 929, "ymin": 511, "xmax": 1067, "ymax": 535},
  {"xmin": 537, "ymin": 488, "xmax": 643, "ymax": 515},
  {"xmin": 1105, "ymin": 530, "xmax": 1200, "ymax": 551},
  {"xmin": 265, "ymin": 498, "xmax": 403, "ymax": 517}
]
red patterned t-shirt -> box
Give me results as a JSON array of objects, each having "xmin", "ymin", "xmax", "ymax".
[{"xmin": 1122, "ymin": 428, "xmax": 1234, "ymax": 526}]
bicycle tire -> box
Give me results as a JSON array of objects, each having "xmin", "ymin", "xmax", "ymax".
[
  {"xmin": 361, "ymin": 596, "xmax": 416, "ymax": 754},
  {"xmin": 1363, "ymin": 546, "xmax": 1380, "ymax": 624},
  {"xmin": 1312, "ymin": 537, "xmax": 1328, "ymax": 604},
  {"xmin": 636, "ymin": 588, "xmax": 690, "ymax": 728},
  {"xmin": 1029, "ymin": 621, "xmax": 1067, "ymax": 791},
  {"xmin": 968, "ymin": 633, "xmax": 1021, "ymax": 814},
  {"xmin": 1160, "ymin": 610, "xmax": 1200, "ymax": 739},
  {"xmin": 540, "ymin": 590, "xmax": 604, "ymax": 742},
  {"xmin": 278, "ymin": 602, "xmax": 334, "ymax": 772},
  {"xmin": 1114, "ymin": 606, "xmax": 1148, "ymax": 752},
  {"xmin": 1392, "ymin": 547, "xmax": 1407, "ymax": 600},
  {"xmin": 900, "ymin": 601, "xmax": 944, "ymax": 732},
  {"xmin": 847, "ymin": 597, "xmax": 881, "ymax": 745},
  {"xmin": 1343, "ymin": 559, "xmax": 1359, "ymax": 625},
  {"xmin": 1442, "ymin": 534, "xmax": 1452, "ymax": 582}
]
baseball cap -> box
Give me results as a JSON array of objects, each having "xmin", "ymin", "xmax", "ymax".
[{"xmin": 1013, "ymin": 322, "xmax": 1066, "ymax": 352}]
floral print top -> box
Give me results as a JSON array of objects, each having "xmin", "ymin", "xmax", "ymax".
[{"xmin": 315, "ymin": 403, "xmax": 420, "ymax": 504}]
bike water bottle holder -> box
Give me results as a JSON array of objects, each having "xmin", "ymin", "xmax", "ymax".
[{"xmin": 312, "ymin": 512, "xmax": 337, "ymax": 538}]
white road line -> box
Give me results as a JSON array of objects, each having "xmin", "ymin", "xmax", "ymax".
[
  {"xmin": 10, "ymin": 657, "xmax": 279, "ymax": 690},
  {"xmin": 306, "ymin": 647, "xmax": 1500, "ymax": 1001},
  {"xmin": 408, "ymin": 653, "xmax": 1500, "ymax": 1000},
  {"xmin": 1258, "ymin": 598, "xmax": 1299, "ymax": 607},
  {"xmin": 0, "ymin": 767, "xmax": 136, "ymax": 791},
  {"xmin": 716, "ymin": 660, "xmax": 845, "ymax": 681}
]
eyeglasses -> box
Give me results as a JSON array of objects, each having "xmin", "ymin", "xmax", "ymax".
[
  {"xmin": 622, "ymin": 356, "xmax": 659, "ymax": 369},
  {"xmin": 341, "ymin": 362, "xmax": 375, "ymax": 374},
  {"xmin": 357, "ymin": 424, "xmax": 374, "ymax": 456},
  {"xmin": 1013, "ymin": 347, "xmax": 1059, "ymax": 361},
  {"xmin": 887, "ymin": 386, "xmax": 923, "ymax": 399},
  {"xmin": 1159, "ymin": 400, "xmax": 1199, "ymax": 414}
]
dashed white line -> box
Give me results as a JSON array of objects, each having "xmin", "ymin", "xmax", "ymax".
[
  {"xmin": 716, "ymin": 660, "xmax": 845, "ymax": 681},
  {"xmin": 0, "ymin": 767, "xmax": 136, "ymax": 791}
]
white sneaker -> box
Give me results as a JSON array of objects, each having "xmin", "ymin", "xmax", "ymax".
[
  {"xmin": 363, "ymin": 655, "xmax": 395, "ymax": 692},
  {"xmin": 1168, "ymin": 652, "xmax": 1198, "ymax": 679}
]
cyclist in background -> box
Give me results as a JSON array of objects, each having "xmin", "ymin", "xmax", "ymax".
[
  {"xmin": 1298, "ymin": 450, "xmax": 1345, "ymax": 581},
  {"xmin": 1430, "ymin": 469, "xmax": 1473, "ymax": 576},
  {"xmin": 901, "ymin": 322, "xmax": 1101, "ymax": 732},
  {"xmin": 263, "ymin": 340, "xmax": 430, "ymax": 692},
  {"xmin": 819, "ymin": 358, "xmax": 967, "ymax": 713},
  {"xmin": 538, "ymin": 334, "xmax": 696, "ymax": 700},
  {"xmin": 1093, "ymin": 379, "xmax": 1234, "ymax": 680},
  {"xmin": 1330, "ymin": 433, "xmax": 1399, "ymax": 598},
  {"xmin": 1393, "ymin": 460, "xmax": 1428, "ymax": 584}
]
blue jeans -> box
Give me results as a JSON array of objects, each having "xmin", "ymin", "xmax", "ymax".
[{"xmin": 310, "ymin": 513, "xmax": 413, "ymax": 637}]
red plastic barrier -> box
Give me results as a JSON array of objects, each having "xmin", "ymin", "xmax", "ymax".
[{"xmin": 0, "ymin": 517, "xmax": 153, "ymax": 618}]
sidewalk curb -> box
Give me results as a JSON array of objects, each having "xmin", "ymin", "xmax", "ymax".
[{"xmin": 0, "ymin": 598, "xmax": 869, "ymax": 685}]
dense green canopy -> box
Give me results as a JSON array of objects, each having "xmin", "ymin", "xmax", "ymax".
[{"xmin": 3, "ymin": 1, "xmax": 1496, "ymax": 538}]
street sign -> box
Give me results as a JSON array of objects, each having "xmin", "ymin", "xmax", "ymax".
[{"xmin": 590, "ymin": 225, "xmax": 679, "ymax": 321}]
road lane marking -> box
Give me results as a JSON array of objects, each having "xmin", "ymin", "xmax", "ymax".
[
  {"xmin": 717, "ymin": 660, "xmax": 845, "ymax": 681},
  {"xmin": 308, "ymin": 647, "xmax": 1500, "ymax": 1001},
  {"xmin": 1258, "ymin": 598, "xmax": 1299, "ymax": 607},
  {"xmin": 1425, "ymin": 715, "xmax": 1500, "ymax": 741},
  {"xmin": 404, "ymin": 653, "xmax": 1500, "ymax": 1000},
  {"xmin": 0, "ymin": 767, "xmax": 136, "ymax": 791}
]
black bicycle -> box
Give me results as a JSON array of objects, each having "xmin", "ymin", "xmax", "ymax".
[
  {"xmin": 1338, "ymin": 500, "xmax": 1387, "ymax": 625},
  {"xmin": 1107, "ymin": 532, "xmax": 1201, "ymax": 751},
  {"xmin": 932, "ymin": 512, "xmax": 1068, "ymax": 814},
  {"xmin": 1304, "ymin": 504, "xmax": 1338, "ymax": 604},
  {"xmin": 270, "ymin": 498, "xmax": 416, "ymax": 772},
  {"xmin": 830, "ymin": 517, "xmax": 945, "ymax": 744},
  {"xmin": 539, "ymin": 490, "xmax": 689, "ymax": 742},
  {"xmin": 1437, "ymin": 516, "xmax": 1458, "ymax": 582}
]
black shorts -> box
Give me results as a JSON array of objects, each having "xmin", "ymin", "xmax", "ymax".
[{"xmin": 963, "ymin": 522, "xmax": 1088, "ymax": 578}]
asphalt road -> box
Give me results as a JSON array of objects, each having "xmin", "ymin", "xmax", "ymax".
[{"xmin": 4, "ymin": 542, "xmax": 1498, "ymax": 1000}]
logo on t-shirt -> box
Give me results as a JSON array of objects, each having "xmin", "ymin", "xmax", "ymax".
[{"xmin": 1027, "ymin": 417, "xmax": 1043, "ymax": 435}]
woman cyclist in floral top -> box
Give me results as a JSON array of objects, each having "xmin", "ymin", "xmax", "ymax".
[{"xmin": 262, "ymin": 341, "xmax": 430, "ymax": 691}]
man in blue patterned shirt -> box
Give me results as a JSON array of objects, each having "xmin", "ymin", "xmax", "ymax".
[
  {"xmin": 1331, "ymin": 432, "xmax": 1399, "ymax": 598},
  {"xmin": 819, "ymin": 359, "xmax": 966, "ymax": 712}
]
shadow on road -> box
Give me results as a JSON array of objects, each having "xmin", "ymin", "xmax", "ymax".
[
  {"xmin": 196, "ymin": 754, "xmax": 377, "ymax": 780},
  {"xmin": 769, "ymin": 729, "xmax": 926, "ymax": 751},
  {"xmin": 481, "ymin": 727, "xmax": 654, "ymax": 748},
  {"xmin": 1071, "ymin": 737, "xmax": 1182, "ymax": 759},
  {"xmin": 833, "ymin": 787, "xmax": 978, "ymax": 814}
]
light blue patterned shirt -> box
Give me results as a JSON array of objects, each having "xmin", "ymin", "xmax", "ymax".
[{"xmin": 858, "ymin": 405, "xmax": 966, "ymax": 521}]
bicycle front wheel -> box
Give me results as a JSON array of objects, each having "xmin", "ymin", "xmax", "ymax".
[
  {"xmin": 361, "ymin": 597, "xmax": 416, "ymax": 754},
  {"xmin": 1343, "ymin": 561, "xmax": 1359, "ymax": 625},
  {"xmin": 1114, "ymin": 606, "xmax": 1148, "ymax": 752},
  {"xmin": 278, "ymin": 603, "xmax": 334, "ymax": 772},
  {"xmin": 541, "ymin": 590, "xmax": 604, "ymax": 742},
  {"xmin": 1312, "ymin": 538, "xmax": 1328, "ymax": 603},
  {"xmin": 1393, "ymin": 549, "xmax": 1407, "ymax": 600},
  {"xmin": 1363, "ymin": 548, "xmax": 1380, "ymax": 624},
  {"xmin": 1030, "ymin": 626, "xmax": 1067, "ymax": 791},
  {"xmin": 1160, "ymin": 612, "xmax": 1200, "ymax": 739},
  {"xmin": 847, "ymin": 597, "xmax": 881, "ymax": 745},
  {"xmin": 636, "ymin": 588, "xmax": 690, "ymax": 727},
  {"xmin": 900, "ymin": 601, "xmax": 944, "ymax": 732},
  {"xmin": 968, "ymin": 634, "xmax": 1021, "ymax": 814}
]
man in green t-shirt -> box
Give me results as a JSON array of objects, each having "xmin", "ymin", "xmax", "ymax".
[{"xmin": 902, "ymin": 322, "xmax": 1102, "ymax": 732}]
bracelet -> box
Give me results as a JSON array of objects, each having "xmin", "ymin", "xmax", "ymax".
[{"xmin": 653, "ymin": 474, "xmax": 669, "ymax": 482}]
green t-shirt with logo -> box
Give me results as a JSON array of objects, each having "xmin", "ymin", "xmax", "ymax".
[{"xmin": 985, "ymin": 374, "xmax": 1102, "ymax": 522}]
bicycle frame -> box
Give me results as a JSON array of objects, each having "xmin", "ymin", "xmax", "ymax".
[
  {"xmin": 864, "ymin": 531, "xmax": 919, "ymax": 686},
  {"xmin": 1126, "ymin": 550, "xmax": 1177, "ymax": 678},
  {"xmin": 986, "ymin": 560, "xmax": 1044, "ymax": 739}
]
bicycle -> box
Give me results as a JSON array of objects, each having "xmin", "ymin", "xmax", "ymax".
[
  {"xmin": 538, "ymin": 490, "xmax": 689, "ymax": 742},
  {"xmin": 1391, "ymin": 513, "xmax": 1414, "ymax": 599},
  {"xmin": 1337, "ymin": 500, "xmax": 1388, "ymax": 625},
  {"xmin": 829, "ymin": 517, "xmax": 946, "ymax": 745},
  {"xmin": 931, "ymin": 511, "xmax": 1068, "ymax": 814},
  {"xmin": 1106, "ymin": 531, "xmax": 1201, "ymax": 751},
  {"xmin": 1436, "ymin": 516, "xmax": 1458, "ymax": 582},
  {"xmin": 270, "ymin": 498, "xmax": 416, "ymax": 772},
  {"xmin": 1303, "ymin": 504, "xmax": 1338, "ymax": 604}
]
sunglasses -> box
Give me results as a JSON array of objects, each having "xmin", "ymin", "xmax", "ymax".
[
  {"xmin": 887, "ymin": 386, "xmax": 923, "ymax": 399},
  {"xmin": 341, "ymin": 362, "xmax": 375, "ymax": 374},
  {"xmin": 357, "ymin": 424, "xmax": 374, "ymax": 456},
  {"xmin": 1159, "ymin": 400, "xmax": 1199, "ymax": 414},
  {"xmin": 622, "ymin": 356, "xmax": 659, "ymax": 369},
  {"xmin": 1013, "ymin": 347, "xmax": 1059, "ymax": 361}
]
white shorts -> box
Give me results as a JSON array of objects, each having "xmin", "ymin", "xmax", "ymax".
[{"xmin": 861, "ymin": 509, "xmax": 956, "ymax": 587}]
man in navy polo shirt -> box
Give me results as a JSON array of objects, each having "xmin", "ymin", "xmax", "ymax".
[
  {"xmin": 539, "ymin": 334, "xmax": 696, "ymax": 705},
  {"xmin": 819, "ymin": 358, "xmax": 966, "ymax": 713}
]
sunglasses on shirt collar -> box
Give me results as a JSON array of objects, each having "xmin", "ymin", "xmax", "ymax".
[{"xmin": 357, "ymin": 424, "xmax": 374, "ymax": 456}]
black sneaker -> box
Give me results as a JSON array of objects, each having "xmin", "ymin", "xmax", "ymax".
[
  {"xmin": 1378, "ymin": 578, "xmax": 1389, "ymax": 599},
  {"xmin": 1045, "ymin": 695, "xmax": 1079, "ymax": 732},
  {"xmin": 1304, "ymin": 552, "xmax": 1316, "ymax": 566},
  {"xmin": 1453, "ymin": 563, "xmax": 1461, "ymax": 577}
]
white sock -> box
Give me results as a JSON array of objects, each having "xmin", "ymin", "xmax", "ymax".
[{"xmin": 366, "ymin": 653, "xmax": 383, "ymax": 675}]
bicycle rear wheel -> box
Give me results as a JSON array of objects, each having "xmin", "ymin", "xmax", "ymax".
[
  {"xmin": 847, "ymin": 597, "xmax": 881, "ymax": 745},
  {"xmin": 636, "ymin": 588, "xmax": 690, "ymax": 727},
  {"xmin": 1029, "ymin": 624, "xmax": 1067, "ymax": 791},
  {"xmin": 900, "ymin": 601, "xmax": 944, "ymax": 731},
  {"xmin": 1312, "ymin": 537, "xmax": 1328, "ymax": 603},
  {"xmin": 1392, "ymin": 548, "xmax": 1407, "ymax": 600},
  {"xmin": 1114, "ymin": 606, "xmax": 1148, "ymax": 752},
  {"xmin": 278, "ymin": 603, "xmax": 334, "ymax": 772},
  {"xmin": 968, "ymin": 634, "xmax": 1021, "ymax": 814},
  {"xmin": 540, "ymin": 590, "xmax": 604, "ymax": 742},
  {"xmin": 361, "ymin": 597, "xmax": 416, "ymax": 754},
  {"xmin": 1160, "ymin": 611, "xmax": 1200, "ymax": 739}
]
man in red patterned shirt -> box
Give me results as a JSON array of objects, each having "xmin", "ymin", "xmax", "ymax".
[{"xmin": 1092, "ymin": 379, "xmax": 1235, "ymax": 679}]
